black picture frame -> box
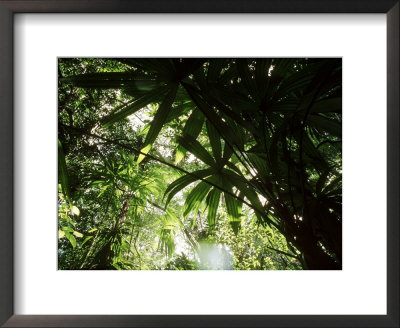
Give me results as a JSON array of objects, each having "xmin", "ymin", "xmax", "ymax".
[{"xmin": 0, "ymin": 1, "xmax": 398, "ymax": 327}]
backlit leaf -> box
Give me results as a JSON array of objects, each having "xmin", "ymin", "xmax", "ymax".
[
  {"xmin": 64, "ymin": 231, "xmax": 77, "ymax": 248},
  {"xmin": 137, "ymin": 84, "xmax": 178, "ymax": 163},
  {"xmin": 102, "ymin": 85, "xmax": 169, "ymax": 128},
  {"xmin": 73, "ymin": 231, "xmax": 83, "ymax": 238},
  {"xmin": 71, "ymin": 206, "xmax": 80, "ymax": 216}
]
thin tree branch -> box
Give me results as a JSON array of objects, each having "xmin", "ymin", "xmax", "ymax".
[{"xmin": 266, "ymin": 246, "xmax": 299, "ymax": 260}]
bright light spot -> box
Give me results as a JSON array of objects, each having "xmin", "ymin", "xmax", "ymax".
[
  {"xmin": 187, "ymin": 153, "xmax": 197, "ymax": 163},
  {"xmin": 174, "ymin": 232, "xmax": 191, "ymax": 255},
  {"xmin": 249, "ymin": 167, "xmax": 257, "ymax": 177},
  {"xmin": 258, "ymin": 194, "xmax": 267, "ymax": 206},
  {"xmin": 198, "ymin": 242, "xmax": 233, "ymax": 270},
  {"xmin": 128, "ymin": 105, "xmax": 151, "ymax": 129},
  {"xmin": 268, "ymin": 65, "xmax": 275, "ymax": 76}
]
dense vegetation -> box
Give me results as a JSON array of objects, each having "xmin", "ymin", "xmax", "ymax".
[{"xmin": 58, "ymin": 58, "xmax": 342, "ymax": 270}]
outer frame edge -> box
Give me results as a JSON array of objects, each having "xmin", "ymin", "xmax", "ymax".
[
  {"xmin": 387, "ymin": 2, "xmax": 400, "ymax": 327},
  {"xmin": 0, "ymin": 0, "xmax": 14, "ymax": 327},
  {"xmin": 2, "ymin": 0, "xmax": 399, "ymax": 327},
  {"xmin": 1, "ymin": 0, "xmax": 399, "ymax": 13}
]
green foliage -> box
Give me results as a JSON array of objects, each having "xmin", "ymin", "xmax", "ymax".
[
  {"xmin": 165, "ymin": 253, "xmax": 198, "ymax": 270},
  {"xmin": 58, "ymin": 58, "xmax": 342, "ymax": 270}
]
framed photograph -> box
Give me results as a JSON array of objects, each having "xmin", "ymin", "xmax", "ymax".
[{"xmin": 1, "ymin": 1, "xmax": 398, "ymax": 327}]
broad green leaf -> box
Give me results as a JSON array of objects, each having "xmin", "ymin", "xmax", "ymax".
[
  {"xmin": 183, "ymin": 181, "xmax": 212, "ymax": 218},
  {"xmin": 182, "ymin": 82, "xmax": 244, "ymax": 150},
  {"xmin": 137, "ymin": 84, "xmax": 178, "ymax": 163},
  {"xmin": 206, "ymin": 188, "xmax": 221, "ymax": 230},
  {"xmin": 323, "ymin": 174, "xmax": 342, "ymax": 195},
  {"xmin": 316, "ymin": 169, "xmax": 331, "ymax": 196},
  {"xmin": 58, "ymin": 230, "xmax": 65, "ymax": 239},
  {"xmin": 175, "ymin": 109, "xmax": 205, "ymax": 164},
  {"xmin": 306, "ymin": 115, "xmax": 342, "ymax": 138},
  {"xmin": 71, "ymin": 206, "xmax": 80, "ymax": 216},
  {"xmin": 137, "ymin": 144, "xmax": 151, "ymax": 164},
  {"xmin": 269, "ymin": 98, "xmax": 300, "ymax": 113},
  {"xmin": 268, "ymin": 128, "xmax": 286, "ymax": 179},
  {"xmin": 62, "ymin": 226, "xmax": 74, "ymax": 233},
  {"xmin": 90, "ymin": 180, "xmax": 104, "ymax": 186},
  {"xmin": 255, "ymin": 58, "xmax": 272, "ymax": 97},
  {"xmin": 204, "ymin": 86, "xmax": 258, "ymax": 134},
  {"xmin": 274, "ymin": 69, "xmax": 315, "ymax": 99},
  {"xmin": 236, "ymin": 59, "xmax": 257, "ymax": 99},
  {"xmin": 206, "ymin": 121, "xmax": 222, "ymax": 163},
  {"xmin": 164, "ymin": 169, "xmax": 214, "ymax": 206},
  {"xmin": 209, "ymin": 85, "xmax": 258, "ymax": 114},
  {"xmin": 207, "ymin": 59, "xmax": 227, "ymax": 82},
  {"xmin": 97, "ymin": 185, "xmax": 109, "ymax": 198},
  {"xmin": 310, "ymin": 98, "xmax": 341, "ymax": 113},
  {"xmin": 174, "ymin": 147, "xmax": 186, "ymax": 166},
  {"xmin": 221, "ymin": 169, "xmax": 265, "ymax": 217},
  {"xmin": 224, "ymin": 191, "xmax": 242, "ymax": 234},
  {"xmin": 138, "ymin": 123, "xmax": 150, "ymax": 136},
  {"xmin": 176, "ymin": 135, "xmax": 215, "ymax": 167},
  {"xmin": 165, "ymin": 100, "xmax": 194, "ymax": 123},
  {"xmin": 102, "ymin": 85, "xmax": 169, "ymax": 128},
  {"xmin": 302, "ymin": 59, "xmax": 341, "ymax": 97},
  {"xmin": 73, "ymin": 231, "xmax": 83, "ymax": 238},
  {"xmin": 64, "ymin": 231, "xmax": 76, "ymax": 248},
  {"xmin": 247, "ymin": 152, "xmax": 269, "ymax": 178},
  {"xmin": 272, "ymin": 58, "xmax": 297, "ymax": 78},
  {"xmin": 222, "ymin": 141, "xmax": 234, "ymax": 163}
]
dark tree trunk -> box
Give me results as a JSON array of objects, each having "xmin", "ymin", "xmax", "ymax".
[
  {"xmin": 301, "ymin": 242, "xmax": 341, "ymax": 270},
  {"xmin": 291, "ymin": 227, "xmax": 341, "ymax": 270}
]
